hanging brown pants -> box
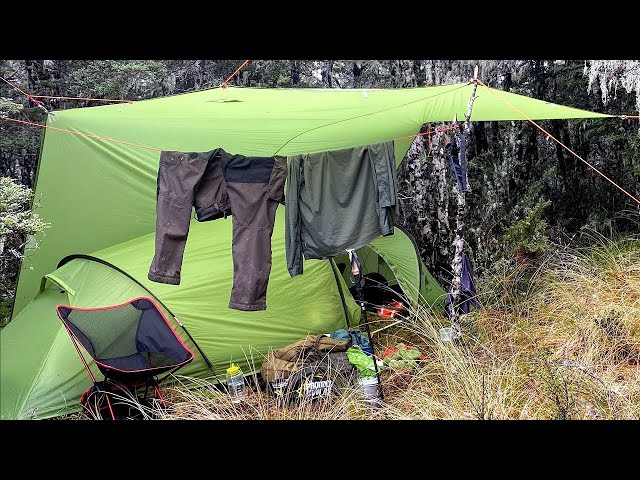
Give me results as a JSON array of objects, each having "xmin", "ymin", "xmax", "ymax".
[{"xmin": 148, "ymin": 148, "xmax": 286, "ymax": 311}]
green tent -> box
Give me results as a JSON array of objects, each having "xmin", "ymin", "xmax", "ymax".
[
  {"xmin": 334, "ymin": 225, "xmax": 443, "ymax": 307},
  {"xmin": 1, "ymin": 82, "xmax": 610, "ymax": 419}
]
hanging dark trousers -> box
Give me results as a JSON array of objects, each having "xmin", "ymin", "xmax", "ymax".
[
  {"xmin": 148, "ymin": 149, "xmax": 230, "ymax": 286},
  {"xmin": 148, "ymin": 148, "xmax": 286, "ymax": 311},
  {"xmin": 220, "ymin": 151, "xmax": 287, "ymax": 311}
]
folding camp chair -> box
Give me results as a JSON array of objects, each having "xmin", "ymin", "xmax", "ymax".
[{"xmin": 56, "ymin": 296, "xmax": 194, "ymax": 420}]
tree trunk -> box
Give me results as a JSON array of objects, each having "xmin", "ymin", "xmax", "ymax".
[
  {"xmin": 321, "ymin": 61, "xmax": 334, "ymax": 88},
  {"xmin": 431, "ymin": 130, "xmax": 452, "ymax": 265},
  {"xmin": 291, "ymin": 61, "xmax": 300, "ymax": 86}
]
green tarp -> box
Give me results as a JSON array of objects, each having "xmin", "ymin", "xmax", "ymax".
[{"xmin": 12, "ymin": 83, "xmax": 610, "ymax": 315}]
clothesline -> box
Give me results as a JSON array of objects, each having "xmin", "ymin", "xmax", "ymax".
[
  {"xmin": 395, "ymin": 124, "xmax": 459, "ymax": 140},
  {"xmin": 2, "ymin": 106, "xmax": 637, "ymax": 207}
]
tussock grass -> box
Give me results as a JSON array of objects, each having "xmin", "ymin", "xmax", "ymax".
[
  {"xmin": 76, "ymin": 235, "xmax": 639, "ymax": 420},
  {"xmin": 150, "ymin": 373, "xmax": 382, "ymax": 420}
]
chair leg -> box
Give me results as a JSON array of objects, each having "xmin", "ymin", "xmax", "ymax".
[
  {"xmin": 97, "ymin": 379, "xmax": 116, "ymax": 420},
  {"xmin": 155, "ymin": 385, "xmax": 168, "ymax": 409}
]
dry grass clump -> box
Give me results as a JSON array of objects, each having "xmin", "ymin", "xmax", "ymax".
[{"xmin": 376, "ymin": 235, "xmax": 640, "ymax": 420}]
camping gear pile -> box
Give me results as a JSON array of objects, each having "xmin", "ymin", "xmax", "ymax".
[
  {"xmin": 260, "ymin": 327, "xmax": 384, "ymax": 404},
  {"xmin": 260, "ymin": 333, "xmax": 357, "ymax": 403}
]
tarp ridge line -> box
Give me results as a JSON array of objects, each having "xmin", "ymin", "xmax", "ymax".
[{"xmin": 272, "ymin": 83, "xmax": 471, "ymax": 156}]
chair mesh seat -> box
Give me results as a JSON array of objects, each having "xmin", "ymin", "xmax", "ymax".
[
  {"xmin": 57, "ymin": 297, "xmax": 194, "ymax": 378},
  {"xmin": 100, "ymin": 351, "xmax": 176, "ymax": 371}
]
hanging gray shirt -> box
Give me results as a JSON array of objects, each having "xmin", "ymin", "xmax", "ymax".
[{"xmin": 285, "ymin": 141, "xmax": 399, "ymax": 276}]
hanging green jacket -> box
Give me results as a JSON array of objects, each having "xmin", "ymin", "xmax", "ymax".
[{"xmin": 285, "ymin": 141, "xmax": 399, "ymax": 277}]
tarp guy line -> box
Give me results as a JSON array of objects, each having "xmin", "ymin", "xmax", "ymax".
[
  {"xmin": 0, "ymin": 117, "xmax": 162, "ymax": 152},
  {"xmin": 221, "ymin": 60, "xmax": 251, "ymax": 87},
  {"xmin": 2, "ymin": 74, "xmax": 135, "ymax": 104},
  {"xmin": 1, "ymin": 76, "xmax": 49, "ymax": 113},
  {"xmin": 477, "ymin": 78, "xmax": 640, "ymax": 206}
]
